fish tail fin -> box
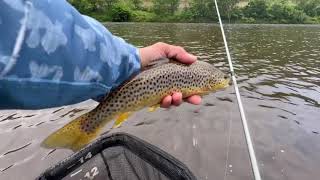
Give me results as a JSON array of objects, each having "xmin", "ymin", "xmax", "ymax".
[{"xmin": 41, "ymin": 114, "xmax": 101, "ymax": 151}]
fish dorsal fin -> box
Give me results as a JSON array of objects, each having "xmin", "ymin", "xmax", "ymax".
[
  {"xmin": 142, "ymin": 58, "xmax": 188, "ymax": 71},
  {"xmin": 97, "ymin": 72, "xmax": 144, "ymax": 102},
  {"xmin": 142, "ymin": 58, "xmax": 170, "ymax": 70}
]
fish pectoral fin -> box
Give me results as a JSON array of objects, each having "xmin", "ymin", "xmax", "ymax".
[
  {"xmin": 112, "ymin": 112, "xmax": 132, "ymax": 129},
  {"xmin": 148, "ymin": 104, "xmax": 160, "ymax": 112}
]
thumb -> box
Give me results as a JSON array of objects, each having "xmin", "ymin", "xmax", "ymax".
[
  {"xmin": 175, "ymin": 51, "xmax": 197, "ymax": 64},
  {"xmin": 160, "ymin": 43, "xmax": 197, "ymax": 64}
]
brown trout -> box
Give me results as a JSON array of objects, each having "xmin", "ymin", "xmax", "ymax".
[{"xmin": 41, "ymin": 60, "xmax": 230, "ymax": 151}]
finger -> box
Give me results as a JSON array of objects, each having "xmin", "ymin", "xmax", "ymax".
[
  {"xmin": 160, "ymin": 43, "xmax": 197, "ymax": 64},
  {"xmin": 161, "ymin": 95, "xmax": 172, "ymax": 108},
  {"xmin": 139, "ymin": 46, "xmax": 164, "ymax": 68},
  {"xmin": 186, "ymin": 95, "xmax": 202, "ymax": 105},
  {"xmin": 169, "ymin": 46, "xmax": 197, "ymax": 64},
  {"xmin": 175, "ymin": 49, "xmax": 197, "ymax": 64},
  {"xmin": 172, "ymin": 92, "xmax": 183, "ymax": 106}
]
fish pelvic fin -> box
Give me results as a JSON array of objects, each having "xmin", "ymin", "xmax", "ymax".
[
  {"xmin": 41, "ymin": 114, "xmax": 102, "ymax": 152},
  {"xmin": 112, "ymin": 112, "xmax": 132, "ymax": 129},
  {"xmin": 148, "ymin": 104, "xmax": 160, "ymax": 112}
]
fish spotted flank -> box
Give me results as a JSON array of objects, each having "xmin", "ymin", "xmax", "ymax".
[{"xmin": 41, "ymin": 60, "xmax": 230, "ymax": 151}]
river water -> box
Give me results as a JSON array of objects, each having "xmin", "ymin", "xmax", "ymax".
[{"xmin": 0, "ymin": 23, "xmax": 319, "ymax": 180}]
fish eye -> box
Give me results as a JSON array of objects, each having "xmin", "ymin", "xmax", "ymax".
[{"xmin": 224, "ymin": 75, "xmax": 229, "ymax": 79}]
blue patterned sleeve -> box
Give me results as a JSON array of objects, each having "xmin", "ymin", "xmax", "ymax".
[{"xmin": 0, "ymin": 0, "xmax": 141, "ymax": 109}]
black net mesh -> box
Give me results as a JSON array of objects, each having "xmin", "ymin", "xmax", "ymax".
[
  {"xmin": 38, "ymin": 133, "xmax": 196, "ymax": 180},
  {"xmin": 103, "ymin": 146, "xmax": 170, "ymax": 180}
]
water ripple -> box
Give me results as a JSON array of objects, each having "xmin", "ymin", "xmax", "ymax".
[
  {"xmin": 2, "ymin": 142, "xmax": 32, "ymax": 156},
  {"xmin": 0, "ymin": 23, "xmax": 319, "ymax": 180}
]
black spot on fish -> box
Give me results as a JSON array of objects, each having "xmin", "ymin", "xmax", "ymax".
[
  {"xmin": 294, "ymin": 120, "xmax": 300, "ymax": 125},
  {"xmin": 312, "ymin": 131, "xmax": 319, "ymax": 135}
]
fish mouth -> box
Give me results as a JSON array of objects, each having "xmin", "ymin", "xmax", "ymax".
[{"xmin": 210, "ymin": 78, "xmax": 230, "ymax": 91}]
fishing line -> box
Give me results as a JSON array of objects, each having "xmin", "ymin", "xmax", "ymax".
[{"xmin": 213, "ymin": 0, "xmax": 262, "ymax": 180}]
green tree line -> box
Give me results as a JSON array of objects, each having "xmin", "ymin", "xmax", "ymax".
[{"xmin": 68, "ymin": 0, "xmax": 320, "ymax": 24}]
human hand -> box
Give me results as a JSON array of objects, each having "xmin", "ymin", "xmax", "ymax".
[{"xmin": 139, "ymin": 42, "xmax": 202, "ymax": 108}]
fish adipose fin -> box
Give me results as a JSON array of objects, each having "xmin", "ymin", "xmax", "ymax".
[
  {"xmin": 112, "ymin": 112, "xmax": 132, "ymax": 129},
  {"xmin": 41, "ymin": 114, "xmax": 102, "ymax": 152}
]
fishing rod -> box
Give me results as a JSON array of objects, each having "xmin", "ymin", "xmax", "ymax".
[{"xmin": 213, "ymin": 1, "xmax": 262, "ymax": 180}]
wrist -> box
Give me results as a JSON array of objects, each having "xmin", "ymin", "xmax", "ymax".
[{"xmin": 138, "ymin": 46, "xmax": 154, "ymax": 68}]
